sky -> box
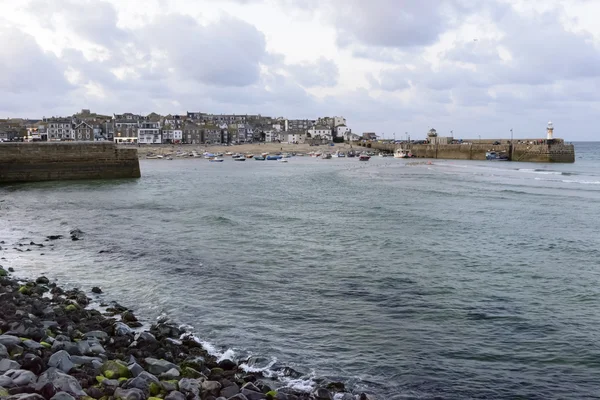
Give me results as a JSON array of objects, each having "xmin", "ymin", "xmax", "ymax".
[{"xmin": 1, "ymin": 0, "xmax": 599, "ymax": 140}]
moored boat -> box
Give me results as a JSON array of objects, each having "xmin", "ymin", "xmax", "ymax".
[
  {"xmin": 245, "ymin": 154, "xmax": 254, "ymax": 159},
  {"xmin": 278, "ymin": 158, "xmax": 288, "ymax": 163},
  {"xmin": 266, "ymin": 155, "xmax": 282, "ymax": 160},
  {"xmin": 254, "ymin": 156, "xmax": 265, "ymax": 160},
  {"xmin": 486, "ymin": 151, "xmax": 509, "ymax": 161},
  {"xmin": 359, "ymin": 154, "xmax": 371, "ymax": 161},
  {"xmin": 394, "ymin": 149, "xmax": 408, "ymax": 158},
  {"xmin": 209, "ymin": 157, "xmax": 224, "ymax": 162},
  {"xmin": 321, "ymin": 153, "xmax": 332, "ymax": 159}
]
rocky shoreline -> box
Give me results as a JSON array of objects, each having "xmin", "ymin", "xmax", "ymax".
[{"xmin": 0, "ymin": 265, "xmax": 375, "ymax": 400}]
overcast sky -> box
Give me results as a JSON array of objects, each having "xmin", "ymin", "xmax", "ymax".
[{"xmin": 1, "ymin": 0, "xmax": 599, "ymax": 140}]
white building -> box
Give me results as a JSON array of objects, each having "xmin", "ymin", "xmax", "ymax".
[
  {"xmin": 333, "ymin": 116, "xmax": 346, "ymax": 127},
  {"xmin": 47, "ymin": 119, "xmax": 74, "ymax": 141},
  {"xmin": 308, "ymin": 126, "xmax": 332, "ymax": 140},
  {"xmin": 286, "ymin": 132, "xmax": 305, "ymax": 143},
  {"xmin": 336, "ymin": 125, "xmax": 350, "ymax": 139},
  {"xmin": 346, "ymin": 133, "xmax": 361, "ymax": 142},
  {"xmin": 138, "ymin": 121, "xmax": 161, "ymax": 144}
]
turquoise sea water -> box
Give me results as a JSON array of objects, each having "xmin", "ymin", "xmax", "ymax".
[{"xmin": 1, "ymin": 142, "xmax": 600, "ymax": 399}]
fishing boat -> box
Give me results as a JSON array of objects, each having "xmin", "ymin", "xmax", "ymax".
[
  {"xmin": 234, "ymin": 157, "xmax": 246, "ymax": 161},
  {"xmin": 266, "ymin": 155, "xmax": 282, "ymax": 160},
  {"xmin": 282, "ymin": 153, "xmax": 292, "ymax": 158},
  {"xmin": 486, "ymin": 151, "xmax": 509, "ymax": 161},
  {"xmin": 232, "ymin": 153, "xmax": 242, "ymax": 159},
  {"xmin": 203, "ymin": 152, "xmax": 215, "ymax": 159},
  {"xmin": 146, "ymin": 155, "xmax": 164, "ymax": 160},
  {"xmin": 332, "ymin": 151, "xmax": 345, "ymax": 158},
  {"xmin": 245, "ymin": 154, "xmax": 254, "ymax": 159},
  {"xmin": 215, "ymin": 152, "xmax": 224, "ymax": 157},
  {"xmin": 254, "ymin": 156, "xmax": 265, "ymax": 160},
  {"xmin": 379, "ymin": 152, "xmax": 392, "ymax": 157},
  {"xmin": 225, "ymin": 152, "xmax": 233, "ymax": 156},
  {"xmin": 394, "ymin": 149, "xmax": 409, "ymax": 158},
  {"xmin": 209, "ymin": 157, "xmax": 224, "ymax": 162},
  {"xmin": 278, "ymin": 158, "xmax": 289, "ymax": 163},
  {"xmin": 321, "ymin": 153, "xmax": 332, "ymax": 159},
  {"xmin": 359, "ymin": 154, "xmax": 371, "ymax": 161}
]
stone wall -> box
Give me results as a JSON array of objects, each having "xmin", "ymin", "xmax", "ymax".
[
  {"xmin": 0, "ymin": 142, "xmax": 141, "ymax": 183},
  {"xmin": 360, "ymin": 141, "xmax": 575, "ymax": 163}
]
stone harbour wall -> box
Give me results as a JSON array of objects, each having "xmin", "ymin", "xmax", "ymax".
[
  {"xmin": 360, "ymin": 141, "xmax": 575, "ymax": 163},
  {"xmin": 0, "ymin": 142, "xmax": 141, "ymax": 183}
]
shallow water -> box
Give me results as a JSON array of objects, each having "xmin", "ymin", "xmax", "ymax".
[{"xmin": 1, "ymin": 142, "xmax": 600, "ymax": 399}]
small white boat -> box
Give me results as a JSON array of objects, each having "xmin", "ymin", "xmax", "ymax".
[
  {"xmin": 225, "ymin": 152, "xmax": 234, "ymax": 156},
  {"xmin": 321, "ymin": 153, "xmax": 332, "ymax": 159},
  {"xmin": 234, "ymin": 157, "xmax": 246, "ymax": 161},
  {"xmin": 278, "ymin": 158, "xmax": 288, "ymax": 163},
  {"xmin": 394, "ymin": 149, "xmax": 409, "ymax": 158},
  {"xmin": 209, "ymin": 157, "xmax": 224, "ymax": 162},
  {"xmin": 147, "ymin": 155, "xmax": 164, "ymax": 159}
]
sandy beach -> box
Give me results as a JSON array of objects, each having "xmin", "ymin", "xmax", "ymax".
[{"xmin": 125, "ymin": 142, "xmax": 360, "ymax": 158}]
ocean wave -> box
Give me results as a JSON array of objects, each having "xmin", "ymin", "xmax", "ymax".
[
  {"xmin": 518, "ymin": 168, "xmax": 573, "ymax": 176},
  {"xmin": 534, "ymin": 178, "xmax": 600, "ymax": 185}
]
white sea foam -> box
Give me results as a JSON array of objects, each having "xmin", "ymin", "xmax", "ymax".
[
  {"xmin": 518, "ymin": 168, "xmax": 562, "ymax": 175},
  {"xmin": 239, "ymin": 357, "xmax": 278, "ymax": 373},
  {"xmin": 280, "ymin": 376, "xmax": 316, "ymax": 392},
  {"xmin": 217, "ymin": 348, "xmax": 236, "ymax": 362}
]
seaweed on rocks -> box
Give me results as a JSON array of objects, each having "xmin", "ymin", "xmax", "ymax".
[{"xmin": 0, "ymin": 269, "xmax": 373, "ymax": 400}]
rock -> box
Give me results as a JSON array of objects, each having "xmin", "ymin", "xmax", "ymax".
[
  {"xmin": 313, "ymin": 388, "xmax": 333, "ymax": 400},
  {"xmin": 338, "ymin": 394, "xmax": 354, "ymax": 400},
  {"xmin": 0, "ymin": 344, "xmax": 7, "ymax": 359},
  {"xmin": 135, "ymin": 332, "xmax": 156, "ymax": 344},
  {"xmin": 49, "ymin": 392, "xmax": 76, "ymax": 400},
  {"xmin": 69, "ymin": 355, "xmax": 102, "ymax": 367},
  {"xmin": 181, "ymin": 367, "xmax": 203, "ymax": 379},
  {"xmin": 326, "ymin": 382, "xmax": 345, "ymax": 393},
  {"xmin": 48, "ymin": 351, "xmax": 74, "ymax": 373},
  {"xmin": 0, "ymin": 375, "xmax": 13, "ymax": 387},
  {"xmin": 127, "ymin": 363, "xmax": 144, "ymax": 378},
  {"xmin": 8, "ymin": 267, "xmax": 14, "ymax": 273},
  {"xmin": 241, "ymin": 388, "xmax": 266, "ymax": 400},
  {"xmin": 35, "ymin": 368, "xmax": 86, "ymax": 398},
  {"xmin": 91, "ymin": 287, "xmax": 102, "ymax": 294},
  {"xmin": 226, "ymin": 394, "xmax": 249, "ymax": 400},
  {"xmin": 0, "ymin": 267, "xmax": 7, "ymax": 277},
  {"xmin": 122, "ymin": 312, "xmax": 138, "ymax": 323},
  {"xmin": 5, "ymin": 394, "xmax": 45, "ymax": 400},
  {"xmin": 69, "ymin": 230, "xmax": 83, "ymax": 241},
  {"xmin": 220, "ymin": 384, "xmax": 240, "ymax": 399},
  {"xmin": 177, "ymin": 378, "xmax": 200, "ymax": 398},
  {"xmin": 4, "ymin": 370, "xmax": 36, "ymax": 388},
  {"xmin": 358, "ymin": 394, "xmax": 375, "ymax": 400},
  {"xmin": 46, "ymin": 236, "xmax": 63, "ymax": 240},
  {"xmin": 114, "ymin": 387, "xmax": 145, "ymax": 400},
  {"xmin": 123, "ymin": 372, "xmax": 159, "ymax": 395},
  {"xmin": 86, "ymin": 386, "xmax": 104, "ymax": 399},
  {"xmin": 159, "ymin": 368, "xmax": 180, "ymax": 380},
  {"xmin": 160, "ymin": 380, "xmax": 178, "ymax": 393},
  {"xmin": 21, "ymin": 341, "xmax": 43, "ymax": 351},
  {"xmin": 83, "ymin": 331, "xmax": 109, "ymax": 341},
  {"xmin": 19, "ymin": 354, "xmax": 44, "ymax": 375},
  {"xmin": 101, "ymin": 360, "xmax": 131, "ymax": 379},
  {"xmin": 144, "ymin": 358, "xmax": 179, "ymax": 376},
  {"xmin": 78, "ymin": 339, "xmax": 105, "ymax": 356},
  {"xmin": 217, "ymin": 359, "xmax": 237, "ymax": 371},
  {"xmin": 0, "ymin": 336, "xmax": 21, "ymax": 349},
  {"xmin": 35, "ymin": 277, "xmax": 49, "ymax": 285},
  {"xmin": 201, "ymin": 381, "xmax": 221, "ymax": 396},
  {"xmin": 164, "ymin": 391, "xmax": 185, "ymax": 400},
  {"xmin": 50, "ymin": 341, "xmax": 81, "ymax": 357},
  {"xmin": 0, "ymin": 386, "xmax": 8, "ymax": 396},
  {"xmin": 0, "ymin": 359, "xmax": 21, "ymax": 374},
  {"xmin": 114, "ymin": 322, "xmax": 133, "ymax": 337}
]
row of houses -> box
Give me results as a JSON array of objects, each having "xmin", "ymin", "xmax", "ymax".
[{"xmin": 1, "ymin": 110, "xmax": 364, "ymax": 144}]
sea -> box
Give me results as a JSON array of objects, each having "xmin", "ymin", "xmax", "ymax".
[{"xmin": 1, "ymin": 142, "xmax": 600, "ymax": 399}]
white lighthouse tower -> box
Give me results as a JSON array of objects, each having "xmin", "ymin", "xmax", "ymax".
[{"xmin": 546, "ymin": 121, "xmax": 554, "ymax": 140}]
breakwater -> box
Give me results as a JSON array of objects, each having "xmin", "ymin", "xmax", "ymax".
[
  {"xmin": 0, "ymin": 142, "xmax": 141, "ymax": 183},
  {"xmin": 359, "ymin": 139, "xmax": 575, "ymax": 163}
]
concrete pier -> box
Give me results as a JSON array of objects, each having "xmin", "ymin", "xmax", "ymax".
[{"xmin": 0, "ymin": 142, "xmax": 141, "ymax": 183}]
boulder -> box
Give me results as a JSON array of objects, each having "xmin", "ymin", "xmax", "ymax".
[
  {"xmin": 217, "ymin": 359, "xmax": 237, "ymax": 371},
  {"xmin": 70, "ymin": 356, "xmax": 102, "ymax": 368},
  {"xmin": 164, "ymin": 391, "xmax": 185, "ymax": 400},
  {"xmin": 0, "ymin": 336, "xmax": 21, "ymax": 349},
  {"xmin": 127, "ymin": 363, "xmax": 144, "ymax": 378},
  {"xmin": 0, "ymin": 359, "xmax": 20, "ymax": 374},
  {"xmin": 313, "ymin": 388, "xmax": 333, "ymax": 400},
  {"xmin": 35, "ymin": 368, "xmax": 86, "ymax": 398},
  {"xmin": 0, "ymin": 344, "xmax": 8, "ymax": 359},
  {"xmin": 122, "ymin": 312, "xmax": 138, "ymax": 323},
  {"xmin": 123, "ymin": 372, "xmax": 159, "ymax": 395},
  {"xmin": 51, "ymin": 341, "xmax": 81, "ymax": 356},
  {"xmin": 177, "ymin": 378, "xmax": 200, "ymax": 398},
  {"xmin": 241, "ymin": 389, "xmax": 266, "ymax": 400},
  {"xmin": 35, "ymin": 277, "xmax": 49, "ymax": 285},
  {"xmin": 0, "ymin": 375, "xmax": 13, "ymax": 387},
  {"xmin": 83, "ymin": 331, "xmax": 109, "ymax": 341},
  {"xmin": 114, "ymin": 387, "xmax": 146, "ymax": 400},
  {"xmin": 21, "ymin": 341, "xmax": 43, "ymax": 351},
  {"xmin": 226, "ymin": 394, "xmax": 249, "ymax": 400},
  {"xmin": 201, "ymin": 381, "xmax": 221, "ymax": 396},
  {"xmin": 77, "ymin": 339, "xmax": 105, "ymax": 356},
  {"xmin": 220, "ymin": 384, "xmax": 239, "ymax": 399},
  {"xmin": 91, "ymin": 287, "xmax": 102, "ymax": 294},
  {"xmin": 114, "ymin": 323, "xmax": 133, "ymax": 337},
  {"xmin": 4, "ymin": 369, "xmax": 36, "ymax": 388},
  {"xmin": 144, "ymin": 358, "xmax": 179, "ymax": 376},
  {"xmin": 48, "ymin": 351, "xmax": 74, "ymax": 373},
  {"xmin": 5, "ymin": 394, "xmax": 45, "ymax": 400},
  {"xmin": 101, "ymin": 360, "xmax": 131, "ymax": 379},
  {"xmin": 181, "ymin": 367, "xmax": 203, "ymax": 379},
  {"xmin": 358, "ymin": 394, "xmax": 375, "ymax": 400},
  {"xmin": 135, "ymin": 332, "xmax": 157, "ymax": 344},
  {"xmin": 159, "ymin": 368, "xmax": 180, "ymax": 380},
  {"xmin": 160, "ymin": 380, "xmax": 178, "ymax": 393},
  {"xmin": 20, "ymin": 354, "xmax": 44, "ymax": 375},
  {"xmin": 49, "ymin": 392, "xmax": 76, "ymax": 400}
]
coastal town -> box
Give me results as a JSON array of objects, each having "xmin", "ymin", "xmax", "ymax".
[{"xmin": 0, "ymin": 110, "xmax": 376, "ymax": 145}]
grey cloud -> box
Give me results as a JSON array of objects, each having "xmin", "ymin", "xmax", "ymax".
[
  {"xmin": 138, "ymin": 14, "xmax": 267, "ymax": 87},
  {"xmin": 285, "ymin": 57, "xmax": 339, "ymax": 87}
]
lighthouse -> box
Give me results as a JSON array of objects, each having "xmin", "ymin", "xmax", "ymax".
[{"xmin": 546, "ymin": 121, "xmax": 554, "ymax": 140}]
